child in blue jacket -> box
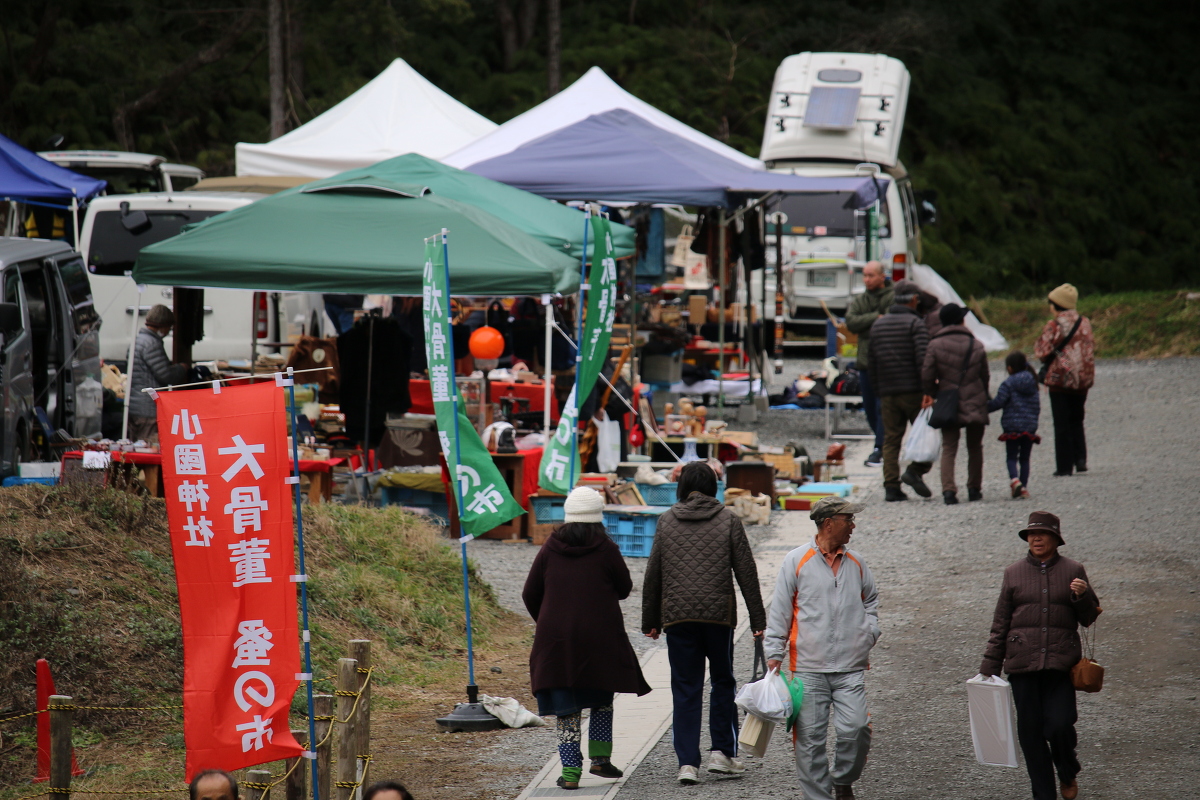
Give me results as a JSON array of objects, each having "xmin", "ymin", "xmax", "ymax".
[{"xmin": 987, "ymin": 351, "xmax": 1041, "ymax": 498}]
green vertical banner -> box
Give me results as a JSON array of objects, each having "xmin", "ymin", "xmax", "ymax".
[
  {"xmin": 423, "ymin": 239, "xmax": 524, "ymax": 537},
  {"xmin": 538, "ymin": 215, "xmax": 619, "ymax": 494}
]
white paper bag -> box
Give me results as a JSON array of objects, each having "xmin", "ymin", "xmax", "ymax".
[{"xmin": 966, "ymin": 674, "xmax": 1019, "ymax": 767}]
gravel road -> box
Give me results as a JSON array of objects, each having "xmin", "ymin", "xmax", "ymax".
[{"xmin": 468, "ymin": 357, "xmax": 1200, "ymax": 799}]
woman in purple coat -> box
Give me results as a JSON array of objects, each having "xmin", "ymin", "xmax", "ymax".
[{"xmin": 522, "ymin": 487, "xmax": 651, "ymax": 790}]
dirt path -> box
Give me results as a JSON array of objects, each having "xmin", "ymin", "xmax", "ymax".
[{"xmin": 598, "ymin": 357, "xmax": 1200, "ymax": 799}]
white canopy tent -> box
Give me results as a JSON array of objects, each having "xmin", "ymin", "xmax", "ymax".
[
  {"xmin": 443, "ymin": 66, "xmax": 764, "ymax": 172},
  {"xmin": 236, "ymin": 59, "xmax": 498, "ymax": 177}
]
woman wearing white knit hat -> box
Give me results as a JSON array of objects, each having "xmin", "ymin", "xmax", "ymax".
[
  {"xmin": 522, "ymin": 487, "xmax": 651, "ymax": 790},
  {"xmin": 1034, "ymin": 284, "xmax": 1095, "ymax": 476}
]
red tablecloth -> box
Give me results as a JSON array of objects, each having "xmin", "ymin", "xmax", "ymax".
[
  {"xmin": 409, "ymin": 380, "xmax": 557, "ymax": 420},
  {"xmin": 518, "ymin": 447, "xmax": 542, "ymax": 509},
  {"xmin": 62, "ymin": 451, "xmax": 339, "ymax": 473}
]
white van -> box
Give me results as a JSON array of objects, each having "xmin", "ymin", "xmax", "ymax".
[
  {"xmin": 79, "ymin": 192, "xmax": 326, "ymax": 363},
  {"xmin": 38, "ymin": 150, "xmax": 205, "ymax": 193},
  {"xmin": 760, "ymin": 52, "xmax": 936, "ymax": 336}
]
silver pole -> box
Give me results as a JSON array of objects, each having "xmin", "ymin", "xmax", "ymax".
[
  {"xmin": 717, "ymin": 208, "xmax": 726, "ymax": 417},
  {"xmin": 121, "ymin": 280, "xmax": 144, "ymax": 440},
  {"xmin": 542, "ymin": 293, "xmax": 553, "ymax": 435},
  {"xmin": 70, "ymin": 193, "xmax": 79, "ymax": 252}
]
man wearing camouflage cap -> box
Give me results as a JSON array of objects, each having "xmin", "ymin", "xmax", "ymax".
[{"xmin": 764, "ymin": 496, "xmax": 879, "ymax": 800}]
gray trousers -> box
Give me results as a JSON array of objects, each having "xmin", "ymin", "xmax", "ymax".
[{"xmin": 793, "ymin": 671, "xmax": 871, "ymax": 800}]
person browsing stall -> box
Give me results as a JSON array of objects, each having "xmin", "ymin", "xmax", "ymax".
[
  {"xmin": 764, "ymin": 496, "xmax": 879, "ymax": 800},
  {"xmin": 843, "ymin": 260, "xmax": 893, "ymax": 467},
  {"xmin": 128, "ymin": 304, "xmax": 187, "ymax": 443}
]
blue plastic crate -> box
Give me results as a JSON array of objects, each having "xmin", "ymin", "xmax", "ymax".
[
  {"xmin": 2, "ymin": 476, "xmax": 57, "ymax": 487},
  {"xmin": 530, "ymin": 495, "xmax": 567, "ymax": 523},
  {"xmin": 635, "ymin": 480, "xmax": 725, "ymax": 506},
  {"xmin": 603, "ymin": 508, "xmax": 670, "ymax": 558},
  {"xmin": 380, "ymin": 485, "xmax": 450, "ymax": 519}
]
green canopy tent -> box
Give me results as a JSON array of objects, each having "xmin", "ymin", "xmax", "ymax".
[
  {"xmin": 328, "ymin": 153, "xmax": 635, "ymax": 260},
  {"xmin": 134, "ymin": 177, "xmax": 580, "ymax": 296}
]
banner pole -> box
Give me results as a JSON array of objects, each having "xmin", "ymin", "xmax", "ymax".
[
  {"xmin": 440, "ymin": 229, "xmax": 477, "ymax": 693},
  {"xmin": 569, "ymin": 208, "xmax": 590, "ymax": 488},
  {"xmin": 284, "ymin": 367, "xmax": 320, "ymax": 800}
]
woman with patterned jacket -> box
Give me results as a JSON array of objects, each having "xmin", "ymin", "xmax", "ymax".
[{"xmin": 1034, "ymin": 284, "xmax": 1095, "ymax": 476}]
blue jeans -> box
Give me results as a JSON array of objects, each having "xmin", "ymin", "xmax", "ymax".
[
  {"xmin": 1006, "ymin": 437, "xmax": 1034, "ymax": 486},
  {"xmin": 858, "ymin": 368, "xmax": 884, "ymax": 451},
  {"xmin": 665, "ymin": 622, "xmax": 738, "ymax": 767},
  {"xmin": 793, "ymin": 671, "xmax": 872, "ymax": 799}
]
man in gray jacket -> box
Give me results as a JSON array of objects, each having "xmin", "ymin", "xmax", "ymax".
[
  {"xmin": 844, "ymin": 261, "xmax": 892, "ymax": 467},
  {"xmin": 765, "ymin": 496, "xmax": 878, "ymax": 800},
  {"xmin": 128, "ymin": 304, "xmax": 187, "ymax": 442}
]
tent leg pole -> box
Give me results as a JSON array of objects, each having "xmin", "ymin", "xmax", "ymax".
[
  {"xmin": 121, "ymin": 281, "xmax": 143, "ymax": 441},
  {"xmin": 543, "ymin": 294, "xmax": 553, "ymax": 435},
  {"xmin": 717, "ymin": 208, "xmax": 726, "ymax": 419},
  {"xmin": 70, "ymin": 194, "xmax": 79, "ymax": 251}
]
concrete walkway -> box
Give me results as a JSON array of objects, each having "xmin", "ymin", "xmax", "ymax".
[{"xmin": 512, "ymin": 452, "xmax": 873, "ymax": 799}]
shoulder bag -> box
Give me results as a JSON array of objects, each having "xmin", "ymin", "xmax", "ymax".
[
  {"xmin": 929, "ymin": 334, "xmax": 975, "ymax": 429},
  {"xmin": 1071, "ymin": 617, "xmax": 1104, "ymax": 693},
  {"xmin": 1037, "ymin": 316, "xmax": 1082, "ymax": 385}
]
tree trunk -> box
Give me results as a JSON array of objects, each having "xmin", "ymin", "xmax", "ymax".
[
  {"xmin": 547, "ymin": 0, "xmax": 561, "ymax": 96},
  {"xmin": 112, "ymin": 7, "xmax": 257, "ymax": 151},
  {"xmin": 518, "ymin": 0, "xmax": 540, "ymax": 48},
  {"xmin": 269, "ymin": 0, "xmax": 287, "ymax": 139},
  {"xmin": 496, "ymin": 0, "xmax": 519, "ymax": 71},
  {"xmin": 287, "ymin": 0, "xmax": 306, "ymax": 124}
]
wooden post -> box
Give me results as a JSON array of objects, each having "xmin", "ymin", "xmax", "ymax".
[
  {"xmin": 335, "ymin": 658, "xmax": 358, "ymax": 800},
  {"xmin": 349, "ymin": 640, "xmax": 371, "ymax": 768},
  {"xmin": 313, "ymin": 694, "xmax": 334, "ymax": 800},
  {"xmin": 246, "ymin": 769, "xmax": 272, "ymax": 800},
  {"xmin": 286, "ymin": 729, "xmax": 307, "ymax": 800},
  {"xmin": 49, "ymin": 695, "xmax": 74, "ymax": 799}
]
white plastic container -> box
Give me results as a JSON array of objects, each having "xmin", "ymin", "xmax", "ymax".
[
  {"xmin": 966, "ymin": 674, "xmax": 1019, "ymax": 768},
  {"xmin": 19, "ymin": 462, "xmax": 62, "ymax": 479}
]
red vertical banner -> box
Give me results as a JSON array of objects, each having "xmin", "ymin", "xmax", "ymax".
[{"xmin": 156, "ymin": 381, "xmax": 303, "ymax": 779}]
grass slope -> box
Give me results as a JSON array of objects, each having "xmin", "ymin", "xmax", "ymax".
[
  {"xmin": 0, "ymin": 486, "xmax": 520, "ymax": 796},
  {"xmin": 978, "ymin": 291, "xmax": 1200, "ymax": 358}
]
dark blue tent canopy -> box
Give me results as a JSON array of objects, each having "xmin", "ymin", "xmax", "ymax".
[
  {"xmin": 0, "ymin": 134, "xmax": 107, "ymax": 204},
  {"xmin": 465, "ymin": 109, "xmax": 888, "ymax": 209}
]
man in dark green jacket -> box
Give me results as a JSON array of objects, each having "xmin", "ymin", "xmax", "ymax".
[{"xmin": 844, "ymin": 262, "xmax": 893, "ymax": 466}]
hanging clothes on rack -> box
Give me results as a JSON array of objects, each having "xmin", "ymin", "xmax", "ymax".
[{"xmin": 337, "ymin": 315, "xmax": 412, "ymax": 448}]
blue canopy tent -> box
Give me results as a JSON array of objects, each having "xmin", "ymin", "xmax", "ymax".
[
  {"xmin": 0, "ymin": 133, "xmax": 107, "ymax": 243},
  {"xmin": 465, "ymin": 108, "xmax": 890, "ymax": 414},
  {"xmin": 463, "ymin": 109, "xmax": 887, "ymax": 208}
]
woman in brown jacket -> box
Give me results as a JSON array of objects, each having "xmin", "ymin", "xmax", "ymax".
[
  {"xmin": 522, "ymin": 487, "xmax": 651, "ymax": 790},
  {"xmin": 921, "ymin": 303, "xmax": 990, "ymax": 504},
  {"xmin": 979, "ymin": 511, "xmax": 1101, "ymax": 800}
]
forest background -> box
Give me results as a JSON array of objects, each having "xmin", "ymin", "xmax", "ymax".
[{"xmin": 1, "ymin": 0, "xmax": 1197, "ymax": 296}]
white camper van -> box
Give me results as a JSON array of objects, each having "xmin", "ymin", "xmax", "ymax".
[
  {"xmin": 79, "ymin": 192, "xmax": 325, "ymax": 363},
  {"xmin": 38, "ymin": 150, "xmax": 205, "ymax": 194},
  {"xmin": 760, "ymin": 52, "xmax": 936, "ymax": 335}
]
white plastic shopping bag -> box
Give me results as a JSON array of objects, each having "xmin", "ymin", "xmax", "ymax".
[
  {"xmin": 966, "ymin": 674, "xmax": 1019, "ymax": 767},
  {"xmin": 901, "ymin": 407, "xmax": 942, "ymax": 463},
  {"xmin": 734, "ymin": 668, "xmax": 792, "ymax": 724},
  {"xmin": 595, "ymin": 411, "xmax": 622, "ymax": 473}
]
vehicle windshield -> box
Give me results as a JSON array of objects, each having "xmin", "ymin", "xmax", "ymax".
[
  {"xmin": 75, "ymin": 166, "xmax": 166, "ymax": 194},
  {"xmin": 86, "ymin": 209, "xmax": 222, "ymax": 276},
  {"xmin": 769, "ymin": 191, "xmax": 889, "ymax": 239}
]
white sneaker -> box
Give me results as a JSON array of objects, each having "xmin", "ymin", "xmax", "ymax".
[
  {"xmin": 677, "ymin": 765, "xmax": 700, "ymax": 785},
  {"xmin": 706, "ymin": 751, "xmax": 746, "ymax": 774}
]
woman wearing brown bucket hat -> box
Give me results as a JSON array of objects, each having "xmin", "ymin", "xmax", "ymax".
[{"xmin": 979, "ymin": 511, "xmax": 1101, "ymax": 800}]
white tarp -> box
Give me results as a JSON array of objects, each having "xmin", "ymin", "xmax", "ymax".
[
  {"xmin": 236, "ymin": 59, "xmax": 497, "ymax": 177},
  {"xmin": 909, "ymin": 263, "xmax": 1009, "ymax": 352},
  {"xmin": 443, "ymin": 66, "xmax": 763, "ymax": 172}
]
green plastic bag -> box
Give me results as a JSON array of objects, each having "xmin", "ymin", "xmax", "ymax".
[{"xmin": 782, "ymin": 672, "xmax": 804, "ymax": 732}]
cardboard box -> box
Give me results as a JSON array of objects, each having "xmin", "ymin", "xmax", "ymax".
[
  {"xmin": 688, "ymin": 295, "xmax": 708, "ymax": 322},
  {"xmin": 737, "ymin": 714, "xmax": 776, "ymax": 758}
]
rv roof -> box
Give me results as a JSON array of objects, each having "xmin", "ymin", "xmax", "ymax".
[{"xmin": 38, "ymin": 150, "xmax": 166, "ymax": 169}]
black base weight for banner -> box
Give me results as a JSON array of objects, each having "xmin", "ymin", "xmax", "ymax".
[{"xmin": 435, "ymin": 684, "xmax": 504, "ymax": 732}]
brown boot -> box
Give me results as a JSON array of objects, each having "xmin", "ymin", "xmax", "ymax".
[
  {"xmin": 834, "ymin": 786, "xmax": 856, "ymax": 800},
  {"xmin": 1061, "ymin": 778, "xmax": 1078, "ymax": 800}
]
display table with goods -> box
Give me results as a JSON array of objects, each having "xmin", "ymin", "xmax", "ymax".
[{"xmin": 60, "ymin": 450, "xmax": 342, "ymax": 503}]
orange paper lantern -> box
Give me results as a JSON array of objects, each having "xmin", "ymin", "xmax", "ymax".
[{"xmin": 469, "ymin": 326, "xmax": 505, "ymax": 359}]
